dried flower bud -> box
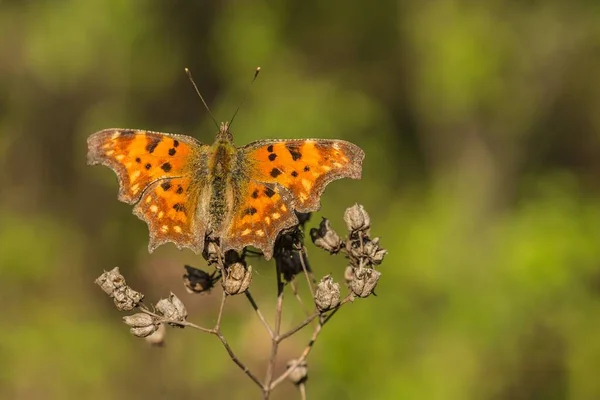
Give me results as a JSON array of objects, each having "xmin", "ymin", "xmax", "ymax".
[
  {"xmin": 130, "ymin": 325, "xmax": 158, "ymax": 338},
  {"xmin": 286, "ymin": 359, "xmax": 308, "ymax": 385},
  {"xmin": 123, "ymin": 313, "xmax": 159, "ymax": 337},
  {"xmin": 95, "ymin": 267, "xmax": 144, "ymax": 311},
  {"xmin": 95, "ymin": 267, "xmax": 126, "ymax": 295},
  {"xmin": 183, "ymin": 265, "xmax": 216, "ymax": 294},
  {"xmin": 222, "ymin": 263, "xmax": 253, "ymax": 295},
  {"xmin": 347, "ymin": 266, "xmax": 381, "ymax": 298},
  {"xmin": 156, "ymin": 293, "xmax": 187, "ymax": 321},
  {"xmin": 361, "ymin": 237, "xmax": 387, "ymax": 266},
  {"xmin": 310, "ymin": 218, "xmax": 343, "ymax": 254},
  {"xmin": 344, "ymin": 203, "xmax": 371, "ymax": 232},
  {"xmin": 314, "ymin": 275, "xmax": 341, "ymax": 312},
  {"xmin": 123, "ymin": 312, "xmax": 155, "ymax": 328},
  {"xmin": 145, "ymin": 323, "xmax": 166, "ymax": 346},
  {"xmin": 112, "ymin": 286, "xmax": 144, "ymax": 311}
]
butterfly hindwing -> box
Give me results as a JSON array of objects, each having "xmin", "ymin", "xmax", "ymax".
[
  {"xmin": 221, "ymin": 180, "xmax": 297, "ymax": 259},
  {"xmin": 134, "ymin": 176, "xmax": 208, "ymax": 253}
]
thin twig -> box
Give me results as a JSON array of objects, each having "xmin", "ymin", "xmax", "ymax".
[
  {"xmin": 213, "ymin": 330, "xmax": 265, "ymax": 389},
  {"xmin": 299, "ymin": 246, "xmax": 316, "ymax": 298},
  {"xmin": 277, "ymin": 311, "xmax": 319, "ymax": 342},
  {"xmin": 213, "ymin": 290, "xmax": 227, "ymax": 331},
  {"xmin": 289, "ymin": 279, "xmax": 316, "ymax": 322},
  {"xmin": 264, "ymin": 260, "xmax": 285, "ymax": 399},
  {"xmin": 270, "ymin": 297, "xmax": 350, "ymax": 390},
  {"xmin": 245, "ymin": 290, "xmax": 275, "ymax": 338},
  {"xmin": 299, "ymin": 383, "xmax": 307, "ymax": 400}
]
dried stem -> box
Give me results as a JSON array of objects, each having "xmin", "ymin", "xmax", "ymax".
[
  {"xmin": 245, "ymin": 290, "xmax": 275, "ymax": 339},
  {"xmin": 263, "ymin": 260, "xmax": 286, "ymax": 399},
  {"xmin": 299, "ymin": 246, "xmax": 316, "ymax": 298},
  {"xmin": 299, "ymin": 383, "xmax": 307, "ymax": 400}
]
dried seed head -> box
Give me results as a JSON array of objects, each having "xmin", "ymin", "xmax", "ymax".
[
  {"xmin": 123, "ymin": 312, "xmax": 155, "ymax": 328},
  {"xmin": 145, "ymin": 323, "xmax": 166, "ymax": 346},
  {"xmin": 361, "ymin": 237, "xmax": 387, "ymax": 266},
  {"xmin": 310, "ymin": 218, "xmax": 343, "ymax": 254},
  {"xmin": 286, "ymin": 359, "xmax": 308, "ymax": 385},
  {"xmin": 130, "ymin": 325, "xmax": 159, "ymax": 338},
  {"xmin": 156, "ymin": 293, "xmax": 187, "ymax": 321},
  {"xmin": 123, "ymin": 313, "xmax": 159, "ymax": 337},
  {"xmin": 347, "ymin": 266, "xmax": 381, "ymax": 298},
  {"xmin": 314, "ymin": 275, "xmax": 341, "ymax": 312},
  {"xmin": 183, "ymin": 265, "xmax": 216, "ymax": 294},
  {"xmin": 111, "ymin": 286, "xmax": 144, "ymax": 311},
  {"xmin": 95, "ymin": 267, "xmax": 126, "ymax": 295},
  {"xmin": 222, "ymin": 263, "xmax": 253, "ymax": 295},
  {"xmin": 95, "ymin": 267, "xmax": 144, "ymax": 311},
  {"xmin": 344, "ymin": 203, "xmax": 371, "ymax": 233}
]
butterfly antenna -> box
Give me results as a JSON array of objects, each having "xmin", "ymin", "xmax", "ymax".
[
  {"xmin": 229, "ymin": 66, "xmax": 261, "ymax": 128},
  {"xmin": 185, "ymin": 68, "xmax": 219, "ymax": 129}
]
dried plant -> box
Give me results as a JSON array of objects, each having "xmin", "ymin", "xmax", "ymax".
[{"xmin": 95, "ymin": 204, "xmax": 386, "ymax": 399}]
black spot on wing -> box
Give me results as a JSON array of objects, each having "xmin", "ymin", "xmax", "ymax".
[
  {"xmin": 146, "ymin": 137, "xmax": 161, "ymax": 154},
  {"xmin": 168, "ymin": 148, "xmax": 176, "ymax": 156},
  {"xmin": 161, "ymin": 182, "xmax": 172, "ymax": 191},
  {"xmin": 176, "ymin": 185, "xmax": 184, "ymax": 194},
  {"xmin": 264, "ymin": 187, "xmax": 275, "ymax": 198},
  {"xmin": 304, "ymin": 165, "xmax": 310, "ymax": 172},
  {"xmin": 267, "ymin": 145, "xmax": 274, "ymax": 152},
  {"xmin": 173, "ymin": 139, "xmax": 179, "ymax": 148},
  {"xmin": 291, "ymin": 171, "xmax": 298, "ymax": 177},
  {"xmin": 286, "ymin": 144, "xmax": 302, "ymax": 161},
  {"xmin": 268, "ymin": 153, "xmax": 277, "ymax": 161},
  {"xmin": 173, "ymin": 203, "xmax": 186, "ymax": 213},
  {"xmin": 145, "ymin": 163, "xmax": 151, "ymax": 170},
  {"xmin": 243, "ymin": 207, "xmax": 257, "ymax": 216},
  {"xmin": 161, "ymin": 162, "xmax": 172, "ymax": 172},
  {"xmin": 251, "ymin": 189, "xmax": 259, "ymax": 199},
  {"xmin": 135, "ymin": 157, "xmax": 141, "ymax": 163},
  {"xmin": 270, "ymin": 168, "xmax": 282, "ymax": 178}
]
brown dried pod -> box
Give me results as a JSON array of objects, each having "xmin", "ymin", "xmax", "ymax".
[
  {"xmin": 310, "ymin": 218, "xmax": 343, "ymax": 254},
  {"xmin": 222, "ymin": 262, "xmax": 253, "ymax": 295},
  {"xmin": 130, "ymin": 325, "xmax": 158, "ymax": 338},
  {"xmin": 286, "ymin": 359, "xmax": 308, "ymax": 385},
  {"xmin": 360, "ymin": 237, "xmax": 387, "ymax": 266},
  {"xmin": 314, "ymin": 275, "xmax": 341, "ymax": 312},
  {"xmin": 112, "ymin": 286, "xmax": 144, "ymax": 311},
  {"xmin": 347, "ymin": 266, "xmax": 381, "ymax": 298},
  {"xmin": 123, "ymin": 313, "xmax": 155, "ymax": 328},
  {"xmin": 145, "ymin": 323, "xmax": 166, "ymax": 346},
  {"xmin": 344, "ymin": 203, "xmax": 371, "ymax": 233},
  {"xmin": 156, "ymin": 293, "xmax": 187, "ymax": 321},
  {"xmin": 95, "ymin": 267, "xmax": 126, "ymax": 296}
]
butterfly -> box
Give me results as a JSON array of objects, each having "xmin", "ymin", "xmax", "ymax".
[{"xmin": 87, "ymin": 121, "xmax": 364, "ymax": 260}]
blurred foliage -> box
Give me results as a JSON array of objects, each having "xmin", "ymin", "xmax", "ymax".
[{"xmin": 2, "ymin": 0, "xmax": 600, "ymax": 399}]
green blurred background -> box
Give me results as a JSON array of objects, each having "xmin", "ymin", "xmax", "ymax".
[{"xmin": 2, "ymin": 0, "xmax": 600, "ymax": 399}]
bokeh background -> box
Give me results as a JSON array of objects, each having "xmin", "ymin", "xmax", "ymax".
[{"xmin": 2, "ymin": 0, "xmax": 600, "ymax": 399}]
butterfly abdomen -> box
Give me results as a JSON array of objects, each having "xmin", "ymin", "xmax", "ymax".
[{"xmin": 208, "ymin": 141, "xmax": 237, "ymax": 233}]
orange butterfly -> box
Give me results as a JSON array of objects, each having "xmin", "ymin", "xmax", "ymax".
[{"xmin": 88, "ymin": 119, "xmax": 364, "ymax": 260}]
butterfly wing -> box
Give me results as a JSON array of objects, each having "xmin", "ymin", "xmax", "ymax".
[
  {"xmin": 241, "ymin": 139, "xmax": 364, "ymax": 212},
  {"xmin": 220, "ymin": 180, "xmax": 297, "ymax": 260},
  {"xmin": 87, "ymin": 129, "xmax": 210, "ymax": 252}
]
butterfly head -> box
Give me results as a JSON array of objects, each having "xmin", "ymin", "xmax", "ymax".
[{"xmin": 216, "ymin": 121, "xmax": 233, "ymax": 142}]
